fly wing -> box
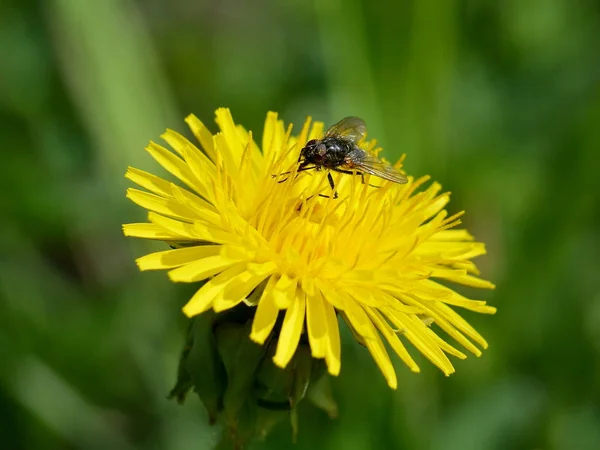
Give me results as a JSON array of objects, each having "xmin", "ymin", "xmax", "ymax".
[
  {"xmin": 350, "ymin": 152, "xmax": 408, "ymax": 184},
  {"xmin": 323, "ymin": 116, "xmax": 367, "ymax": 143}
]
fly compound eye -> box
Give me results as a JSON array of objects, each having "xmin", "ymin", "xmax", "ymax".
[{"xmin": 305, "ymin": 139, "xmax": 317, "ymax": 147}]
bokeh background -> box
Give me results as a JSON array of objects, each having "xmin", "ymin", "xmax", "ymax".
[{"xmin": 2, "ymin": 0, "xmax": 600, "ymax": 449}]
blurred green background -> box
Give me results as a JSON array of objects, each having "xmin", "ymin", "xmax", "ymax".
[{"xmin": 2, "ymin": 0, "xmax": 600, "ymax": 449}]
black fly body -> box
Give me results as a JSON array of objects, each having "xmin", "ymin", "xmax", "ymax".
[{"xmin": 275, "ymin": 116, "xmax": 407, "ymax": 198}]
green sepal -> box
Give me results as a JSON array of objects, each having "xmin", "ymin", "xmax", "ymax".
[
  {"xmin": 168, "ymin": 321, "xmax": 194, "ymax": 403},
  {"xmin": 170, "ymin": 304, "xmax": 339, "ymax": 448},
  {"xmin": 290, "ymin": 344, "xmax": 313, "ymax": 407},
  {"xmin": 254, "ymin": 407, "xmax": 290, "ymax": 442},
  {"xmin": 307, "ymin": 374, "xmax": 338, "ymax": 419},
  {"xmin": 228, "ymin": 400, "xmax": 258, "ymax": 449},
  {"xmin": 170, "ymin": 311, "xmax": 226, "ymax": 425},
  {"xmin": 254, "ymin": 339, "xmax": 294, "ymax": 406},
  {"xmin": 214, "ymin": 321, "xmax": 267, "ymax": 427}
]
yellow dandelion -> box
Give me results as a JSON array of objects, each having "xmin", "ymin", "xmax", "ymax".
[{"xmin": 123, "ymin": 108, "xmax": 496, "ymax": 389}]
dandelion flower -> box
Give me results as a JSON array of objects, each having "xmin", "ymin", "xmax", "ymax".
[{"xmin": 123, "ymin": 108, "xmax": 496, "ymax": 389}]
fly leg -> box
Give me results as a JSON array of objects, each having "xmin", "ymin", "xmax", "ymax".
[
  {"xmin": 351, "ymin": 172, "xmax": 380, "ymax": 188},
  {"xmin": 360, "ymin": 173, "xmax": 382, "ymax": 188},
  {"xmin": 331, "ymin": 168, "xmax": 380, "ymax": 188},
  {"xmin": 306, "ymin": 172, "xmax": 338, "ymax": 200},
  {"xmin": 321, "ymin": 172, "xmax": 339, "ymax": 199},
  {"xmin": 272, "ymin": 166, "xmax": 317, "ymax": 183}
]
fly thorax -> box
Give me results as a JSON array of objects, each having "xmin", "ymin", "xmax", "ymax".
[{"xmin": 323, "ymin": 137, "xmax": 349, "ymax": 166}]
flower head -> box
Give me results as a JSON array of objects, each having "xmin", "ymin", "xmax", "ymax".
[{"xmin": 123, "ymin": 108, "xmax": 496, "ymax": 388}]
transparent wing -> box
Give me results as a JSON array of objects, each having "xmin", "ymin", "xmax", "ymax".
[
  {"xmin": 349, "ymin": 152, "xmax": 408, "ymax": 184},
  {"xmin": 324, "ymin": 116, "xmax": 367, "ymax": 143}
]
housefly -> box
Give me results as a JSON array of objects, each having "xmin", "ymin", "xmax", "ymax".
[{"xmin": 292, "ymin": 116, "xmax": 407, "ymax": 196}]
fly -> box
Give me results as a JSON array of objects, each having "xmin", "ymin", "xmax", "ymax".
[{"xmin": 278, "ymin": 116, "xmax": 408, "ymax": 197}]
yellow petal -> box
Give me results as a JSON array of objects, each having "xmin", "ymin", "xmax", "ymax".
[
  {"xmin": 181, "ymin": 263, "xmax": 246, "ymax": 317},
  {"xmin": 126, "ymin": 188, "xmax": 197, "ymax": 222},
  {"xmin": 430, "ymin": 229, "xmax": 474, "ymax": 241},
  {"xmin": 272, "ymin": 274, "xmax": 297, "ymax": 309},
  {"xmin": 323, "ymin": 301, "xmax": 341, "ymax": 376},
  {"xmin": 425, "ymin": 328, "xmax": 467, "ymax": 360},
  {"xmin": 364, "ymin": 307, "xmax": 420, "ymax": 373},
  {"xmin": 432, "ymin": 270, "xmax": 496, "ymax": 289},
  {"xmin": 125, "ymin": 167, "xmax": 172, "ymax": 197},
  {"xmin": 147, "ymin": 212, "xmax": 200, "ymax": 240},
  {"xmin": 397, "ymin": 291, "xmax": 484, "ymax": 356},
  {"xmin": 421, "ymin": 181, "xmax": 443, "ymax": 202},
  {"xmin": 415, "ymin": 241, "xmax": 486, "ymax": 260},
  {"xmin": 145, "ymin": 141, "xmax": 203, "ymax": 194},
  {"xmin": 384, "ymin": 309, "xmax": 455, "ymax": 376},
  {"xmin": 213, "ymin": 266, "xmax": 276, "ymax": 312},
  {"xmin": 161, "ymin": 128, "xmax": 198, "ymax": 157},
  {"xmin": 305, "ymin": 289, "xmax": 328, "ymax": 359},
  {"xmin": 168, "ymin": 254, "xmax": 242, "ymax": 283},
  {"xmin": 421, "ymin": 192, "xmax": 450, "ymax": 221},
  {"xmin": 273, "ymin": 289, "xmax": 306, "ymax": 369},
  {"xmin": 215, "ymin": 108, "xmax": 244, "ymax": 163},
  {"xmin": 185, "ymin": 114, "xmax": 217, "ymax": 161},
  {"xmin": 250, "ymin": 276, "xmax": 280, "ymax": 344},
  {"xmin": 192, "ymin": 221, "xmax": 241, "ymax": 245},
  {"xmin": 136, "ymin": 245, "xmax": 221, "ymax": 270},
  {"xmin": 344, "ymin": 285, "xmax": 420, "ymax": 314},
  {"xmin": 169, "ymin": 183, "xmax": 221, "ymax": 226},
  {"xmin": 308, "ymin": 121, "xmax": 324, "ymax": 140},
  {"xmin": 237, "ymin": 129, "xmax": 263, "ymax": 180},
  {"xmin": 295, "ymin": 116, "xmax": 312, "ymax": 150},
  {"xmin": 261, "ymin": 111, "xmax": 283, "ymax": 165},
  {"xmin": 457, "ymin": 243, "xmax": 488, "ymax": 260},
  {"xmin": 146, "ymin": 212, "xmax": 238, "ymax": 246},
  {"xmin": 315, "ymin": 282, "xmax": 347, "ymax": 310},
  {"xmin": 246, "ymin": 261, "xmax": 278, "ymax": 277},
  {"xmin": 162, "ymin": 129, "xmax": 216, "ymax": 195},
  {"xmin": 338, "ymin": 293, "xmax": 377, "ymax": 340},
  {"xmin": 179, "ymin": 145, "xmax": 216, "ymax": 201},
  {"xmin": 435, "ymin": 303, "xmax": 491, "ymax": 349},
  {"xmin": 122, "ymin": 223, "xmax": 181, "ymax": 240},
  {"xmin": 418, "ymin": 280, "xmax": 496, "ymax": 314},
  {"xmin": 362, "ymin": 318, "xmax": 398, "ymax": 389}
]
